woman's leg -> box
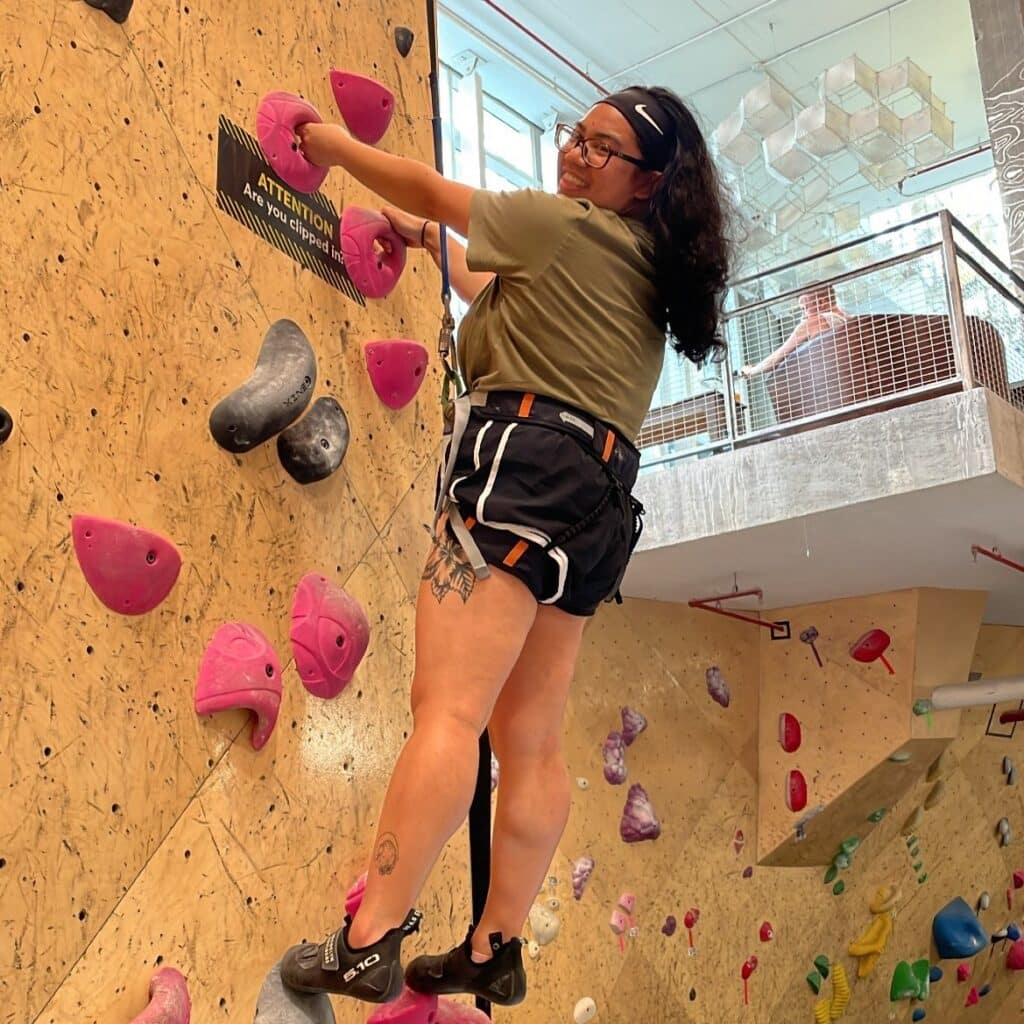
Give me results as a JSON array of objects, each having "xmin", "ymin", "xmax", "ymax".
[
  {"xmin": 346, "ymin": 531, "xmax": 539, "ymax": 948},
  {"xmin": 470, "ymin": 604, "xmax": 587, "ymax": 955}
]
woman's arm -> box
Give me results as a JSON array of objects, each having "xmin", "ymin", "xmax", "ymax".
[
  {"xmin": 742, "ymin": 317, "xmax": 816, "ymax": 376},
  {"xmin": 297, "ymin": 123, "xmax": 475, "ymax": 236},
  {"xmin": 422, "ymin": 222, "xmax": 495, "ymax": 305}
]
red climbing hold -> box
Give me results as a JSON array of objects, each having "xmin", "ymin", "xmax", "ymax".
[
  {"xmin": 364, "ymin": 340, "xmax": 429, "ymax": 410},
  {"xmin": 290, "ymin": 572, "xmax": 370, "ymax": 699},
  {"xmin": 851, "ymin": 628, "xmax": 895, "ymax": 673},
  {"xmin": 742, "ymin": 956, "xmax": 759, "ymax": 980},
  {"xmin": 329, "ymin": 70, "xmax": 395, "ymax": 145},
  {"xmin": 1008, "ymin": 938, "xmax": 1024, "ymax": 971},
  {"xmin": 366, "ymin": 987, "xmax": 439, "ymax": 1023},
  {"xmin": 1014, "ymin": 870, "xmax": 1024, "ymax": 889},
  {"xmin": 779, "ymin": 712, "xmax": 802, "ymax": 753},
  {"xmin": 255, "ymin": 92, "xmax": 330, "ymax": 194},
  {"xmin": 340, "ymin": 207, "xmax": 408, "ymax": 299},
  {"xmin": 194, "ymin": 623, "xmax": 282, "ymax": 750},
  {"xmin": 965, "ymin": 986, "xmax": 979, "ymax": 1006},
  {"xmin": 128, "ymin": 967, "xmax": 191, "ymax": 1024},
  {"xmin": 759, "ymin": 921, "xmax": 774, "ymax": 942},
  {"xmin": 956, "ymin": 963, "xmax": 971, "ymax": 982},
  {"xmin": 786, "ymin": 769, "xmax": 808, "ymax": 812},
  {"xmin": 72, "ymin": 515, "xmax": 181, "ymax": 616}
]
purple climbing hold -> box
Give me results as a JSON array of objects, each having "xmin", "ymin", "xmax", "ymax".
[
  {"xmin": 603, "ymin": 731, "xmax": 627, "ymax": 785},
  {"xmin": 706, "ymin": 666, "xmax": 730, "ymax": 708},
  {"xmin": 620, "ymin": 783, "xmax": 661, "ymax": 843},
  {"xmin": 572, "ymin": 856, "xmax": 595, "ymax": 901},
  {"xmin": 621, "ymin": 706, "xmax": 648, "ymax": 746},
  {"xmin": 743, "ymin": 866, "xmax": 753, "ymax": 878},
  {"xmin": 662, "ymin": 915, "xmax": 677, "ymax": 937}
]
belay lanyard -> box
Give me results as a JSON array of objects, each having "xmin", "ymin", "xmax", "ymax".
[{"xmin": 435, "ymin": 224, "xmax": 462, "ymax": 423}]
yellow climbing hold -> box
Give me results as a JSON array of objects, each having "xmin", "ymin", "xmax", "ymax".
[
  {"xmin": 849, "ymin": 886, "xmax": 899, "ymax": 977},
  {"xmin": 814, "ymin": 997, "xmax": 831, "ymax": 1024},
  {"xmin": 830, "ymin": 963, "xmax": 851, "ymax": 1019}
]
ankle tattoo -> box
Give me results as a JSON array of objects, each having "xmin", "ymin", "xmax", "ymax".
[{"xmin": 374, "ymin": 832, "xmax": 399, "ymax": 876}]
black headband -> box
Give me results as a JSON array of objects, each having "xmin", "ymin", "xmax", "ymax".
[{"xmin": 596, "ymin": 88, "xmax": 675, "ymax": 170}]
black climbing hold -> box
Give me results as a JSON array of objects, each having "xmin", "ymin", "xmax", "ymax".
[
  {"xmin": 209, "ymin": 319, "xmax": 316, "ymax": 454},
  {"xmin": 0, "ymin": 407, "xmax": 12, "ymax": 446},
  {"xmin": 689, "ymin": 988, "xmax": 696, "ymax": 1001},
  {"xmin": 394, "ymin": 26, "xmax": 414, "ymax": 58},
  {"xmin": 277, "ymin": 397, "xmax": 350, "ymax": 484},
  {"xmin": 85, "ymin": 0, "xmax": 134, "ymax": 24}
]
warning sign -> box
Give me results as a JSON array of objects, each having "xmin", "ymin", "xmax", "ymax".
[{"xmin": 215, "ymin": 115, "xmax": 363, "ymax": 303}]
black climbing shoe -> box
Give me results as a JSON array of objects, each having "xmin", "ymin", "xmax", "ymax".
[
  {"xmin": 277, "ymin": 396, "xmax": 350, "ymax": 484},
  {"xmin": 209, "ymin": 319, "xmax": 316, "ymax": 454},
  {"xmin": 280, "ymin": 909, "xmax": 421, "ymax": 1002},
  {"xmin": 405, "ymin": 925, "xmax": 526, "ymax": 1007}
]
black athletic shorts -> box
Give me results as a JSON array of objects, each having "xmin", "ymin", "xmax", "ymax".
[{"xmin": 433, "ymin": 391, "xmax": 645, "ymax": 617}]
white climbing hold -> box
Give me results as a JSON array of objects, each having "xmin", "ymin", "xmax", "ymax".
[
  {"xmin": 999, "ymin": 817, "xmax": 1011, "ymax": 836},
  {"xmin": 1010, "ymin": 766, "xmax": 1018, "ymax": 786},
  {"xmin": 527, "ymin": 940, "xmax": 541, "ymax": 961},
  {"xmin": 573, "ymin": 996, "xmax": 598, "ymax": 1023},
  {"xmin": 576, "ymin": 777, "xmax": 590, "ymax": 790},
  {"xmin": 547, "ymin": 897, "xmax": 560, "ymax": 910},
  {"xmin": 528, "ymin": 902, "xmax": 561, "ymax": 945},
  {"xmin": 979, "ymin": 891, "xmax": 991, "ymax": 910},
  {"xmin": 1004, "ymin": 757, "xmax": 1014, "ymax": 775}
]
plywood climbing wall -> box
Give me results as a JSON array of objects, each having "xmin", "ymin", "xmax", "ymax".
[{"xmin": 1, "ymin": 2, "xmax": 459, "ymax": 1022}]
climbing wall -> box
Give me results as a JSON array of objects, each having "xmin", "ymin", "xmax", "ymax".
[
  {"xmin": 527, "ymin": 596, "xmax": 1024, "ymax": 1024},
  {"xmin": 1, "ymin": 2, "xmax": 465, "ymax": 1023}
]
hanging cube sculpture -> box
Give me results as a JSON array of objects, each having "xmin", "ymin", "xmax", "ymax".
[
  {"xmin": 850, "ymin": 102, "xmax": 903, "ymax": 163},
  {"xmin": 902, "ymin": 103, "xmax": 954, "ymax": 165},
  {"xmin": 861, "ymin": 155, "xmax": 908, "ymax": 191},
  {"xmin": 821, "ymin": 55, "xmax": 878, "ymax": 112},
  {"xmin": 770, "ymin": 199, "xmax": 805, "ymax": 234},
  {"xmin": 799, "ymin": 167, "xmax": 832, "ymax": 212},
  {"xmin": 835, "ymin": 202, "xmax": 862, "ymax": 234},
  {"xmin": 742, "ymin": 76, "xmax": 798, "ymax": 137},
  {"xmin": 795, "ymin": 100, "xmax": 851, "ymax": 157},
  {"xmin": 878, "ymin": 58, "xmax": 932, "ymax": 115},
  {"xmin": 764, "ymin": 120, "xmax": 817, "ymax": 182},
  {"xmin": 714, "ymin": 108, "xmax": 761, "ymax": 167}
]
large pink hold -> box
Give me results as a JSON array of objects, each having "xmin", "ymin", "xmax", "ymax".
[
  {"xmin": 345, "ymin": 872, "xmax": 367, "ymax": 917},
  {"xmin": 290, "ymin": 572, "xmax": 370, "ymax": 699},
  {"xmin": 329, "ymin": 70, "xmax": 395, "ymax": 145},
  {"xmin": 366, "ymin": 987, "xmax": 438, "ymax": 1024},
  {"xmin": 256, "ymin": 91, "xmax": 330, "ymax": 194},
  {"xmin": 364, "ymin": 340, "xmax": 428, "ymax": 410},
  {"xmin": 72, "ymin": 514, "xmax": 181, "ymax": 615},
  {"xmin": 194, "ymin": 623, "xmax": 282, "ymax": 750},
  {"xmin": 340, "ymin": 207, "xmax": 407, "ymax": 299},
  {"xmin": 129, "ymin": 967, "xmax": 191, "ymax": 1024}
]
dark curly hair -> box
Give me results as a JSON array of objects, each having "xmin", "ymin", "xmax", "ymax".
[{"xmin": 640, "ymin": 86, "xmax": 732, "ymax": 366}]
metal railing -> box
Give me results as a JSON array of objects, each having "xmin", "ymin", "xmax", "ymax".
[{"xmin": 637, "ymin": 209, "xmax": 1024, "ymax": 469}]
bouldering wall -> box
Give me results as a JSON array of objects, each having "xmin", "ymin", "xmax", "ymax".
[
  {"xmin": 1, "ymin": 2, "xmax": 467, "ymax": 1023},
  {"xmin": 531, "ymin": 597, "xmax": 1024, "ymax": 1023}
]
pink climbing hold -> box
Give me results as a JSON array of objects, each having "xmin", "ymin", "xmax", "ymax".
[
  {"xmin": 329, "ymin": 70, "xmax": 395, "ymax": 145},
  {"xmin": 1008, "ymin": 938, "xmax": 1024, "ymax": 970},
  {"xmin": 957, "ymin": 962, "xmax": 971, "ymax": 982},
  {"xmin": 290, "ymin": 572, "xmax": 370, "ymax": 699},
  {"xmin": 194, "ymin": 623, "xmax": 282, "ymax": 750},
  {"xmin": 255, "ymin": 91, "xmax": 330, "ymax": 194},
  {"xmin": 741, "ymin": 955, "xmax": 759, "ymax": 980},
  {"xmin": 965, "ymin": 986, "xmax": 979, "ymax": 1007},
  {"xmin": 346, "ymin": 872, "xmax": 367, "ymax": 917},
  {"xmin": 365, "ymin": 987, "xmax": 438, "ymax": 1024},
  {"xmin": 609, "ymin": 908, "xmax": 629, "ymax": 936},
  {"xmin": 779, "ymin": 712, "xmax": 802, "ymax": 753},
  {"xmin": 129, "ymin": 967, "xmax": 191, "ymax": 1024},
  {"xmin": 759, "ymin": 921, "xmax": 774, "ymax": 942},
  {"xmin": 72, "ymin": 514, "xmax": 182, "ymax": 616},
  {"xmin": 786, "ymin": 769, "xmax": 808, "ymax": 813},
  {"xmin": 340, "ymin": 207, "xmax": 407, "ymax": 299},
  {"xmin": 851, "ymin": 628, "xmax": 895, "ymax": 674},
  {"xmin": 434, "ymin": 1001, "xmax": 491, "ymax": 1023},
  {"xmin": 364, "ymin": 340, "xmax": 429, "ymax": 410}
]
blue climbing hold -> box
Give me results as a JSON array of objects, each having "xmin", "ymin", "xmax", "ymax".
[
  {"xmin": 929, "ymin": 965, "xmax": 943, "ymax": 983},
  {"xmin": 979, "ymin": 983, "xmax": 991, "ymax": 997},
  {"xmin": 933, "ymin": 897, "xmax": 989, "ymax": 959},
  {"xmin": 912, "ymin": 1011, "xmax": 926, "ymax": 1022},
  {"xmin": 1010, "ymin": 923, "xmax": 1022, "ymax": 941}
]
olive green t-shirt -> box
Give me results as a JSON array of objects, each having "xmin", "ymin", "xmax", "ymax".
[{"xmin": 457, "ymin": 188, "xmax": 666, "ymax": 440}]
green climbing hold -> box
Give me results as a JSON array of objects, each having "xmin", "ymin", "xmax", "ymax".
[
  {"xmin": 833, "ymin": 880, "xmax": 846, "ymax": 896},
  {"xmin": 840, "ymin": 836, "xmax": 861, "ymax": 856},
  {"xmin": 806, "ymin": 971, "xmax": 823, "ymax": 994},
  {"xmin": 910, "ymin": 845, "xmax": 920, "ymax": 858},
  {"xmin": 913, "ymin": 698, "xmax": 932, "ymax": 716},
  {"xmin": 814, "ymin": 955, "xmax": 830, "ymax": 979},
  {"xmin": 906, "ymin": 836, "xmax": 917, "ymax": 847},
  {"xmin": 824, "ymin": 865, "xmax": 838, "ymax": 884},
  {"xmin": 833, "ymin": 852, "xmax": 851, "ymax": 870},
  {"xmin": 891, "ymin": 958, "xmax": 931, "ymax": 1000},
  {"xmin": 868, "ymin": 808, "xmax": 887, "ymax": 823},
  {"xmin": 918, "ymin": 872, "xmax": 928, "ymax": 884},
  {"xmin": 913, "ymin": 861, "xmax": 924, "ymax": 871}
]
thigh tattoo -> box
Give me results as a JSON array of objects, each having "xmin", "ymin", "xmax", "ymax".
[{"xmin": 421, "ymin": 523, "xmax": 476, "ymax": 604}]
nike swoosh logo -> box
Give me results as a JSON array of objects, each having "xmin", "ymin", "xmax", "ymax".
[{"xmin": 634, "ymin": 103, "xmax": 665, "ymax": 135}]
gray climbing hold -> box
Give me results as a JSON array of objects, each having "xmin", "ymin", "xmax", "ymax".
[
  {"xmin": 85, "ymin": 0, "xmax": 133, "ymax": 23},
  {"xmin": 1003, "ymin": 829, "xmax": 1013, "ymax": 847},
  {"xmin": 210, "ymin": 319, "xmax": 316, "ymax": 454},
  {"xmin": 394, "ymin": 26, "xmax": 414, "ymax": 57},
  {"xmin": 1010, "ymin": 766, "xmax": 1018, "ymax": 786},
  {"xmin": 999, "ymin": 817, "xmax": 1011, "ymax": 836},
  {"xmin": 277, "ymin": 397, "xmax": 350, "ymax": 484},
  {"xmin": 979, "ymin": 891, "xmax": 991, "ymax": 911},
  {"xmin": 1004, "ymin": 757, "xmax": 1014, "ymax": 776},
  {"xmin": 254, "ymin": 961, "xmax": 335, "ymax": 1023},
  {"xmin": 0, "ymin": 406, "xmax": 12, "ymax": 446}
]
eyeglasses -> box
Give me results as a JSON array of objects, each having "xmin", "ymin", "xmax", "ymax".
[{"xmin": 554, "ymin": 123, "xmax": 649, "ymax": 170}]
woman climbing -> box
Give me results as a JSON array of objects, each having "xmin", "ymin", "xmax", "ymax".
[{"xmin": 279, "ymin": 84, "xmax": 731, "ymax": 1008}]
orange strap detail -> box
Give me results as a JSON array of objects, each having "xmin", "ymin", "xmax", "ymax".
[
  {"xmin": 517, "ymin": 393, "xmax": 536, "ymax": 418},
  {"xmin": 503, "ymin": 539, "xmax": 529, "ymax": 567},
  {"xmin": 463, "ymin": 515, "xmax": 476, "ymax": 530},
  {"xmin": 601, "ymin": 428, "xmax": 616, "ymax": 462}
]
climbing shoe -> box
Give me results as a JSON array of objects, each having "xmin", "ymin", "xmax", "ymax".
[
  {"xmin": 280, "ymin": 909, "xmax": 422, "ymax": 1002},
  {"xmin": 404, "ymin": 925, "xmax": 526, "ymax": 1006}
]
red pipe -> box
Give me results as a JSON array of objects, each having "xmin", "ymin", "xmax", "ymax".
[
  {"xmin": 973, "ymin": 545, "xmax": 1024, "ymax": 575},
  {"xmin": 689, "ymin": 588, "xmax": 783, "ymax": 634},
  {"xmin": 478, "ymin": 0, "xmax": 609, "ymax": 95}
]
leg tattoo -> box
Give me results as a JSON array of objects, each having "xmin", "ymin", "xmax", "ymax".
[
  {"xmin": 374, "ymin": 832, "xmax": 400, "ymax": 876},
  {"xmin": 421, "ymin": 523, "xmax": 476, "ymax": 604}
]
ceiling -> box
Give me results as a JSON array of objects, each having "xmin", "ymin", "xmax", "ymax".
[{"xmin": 439, "ymin": 0, "xmax": 994, "ymax": 263}]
